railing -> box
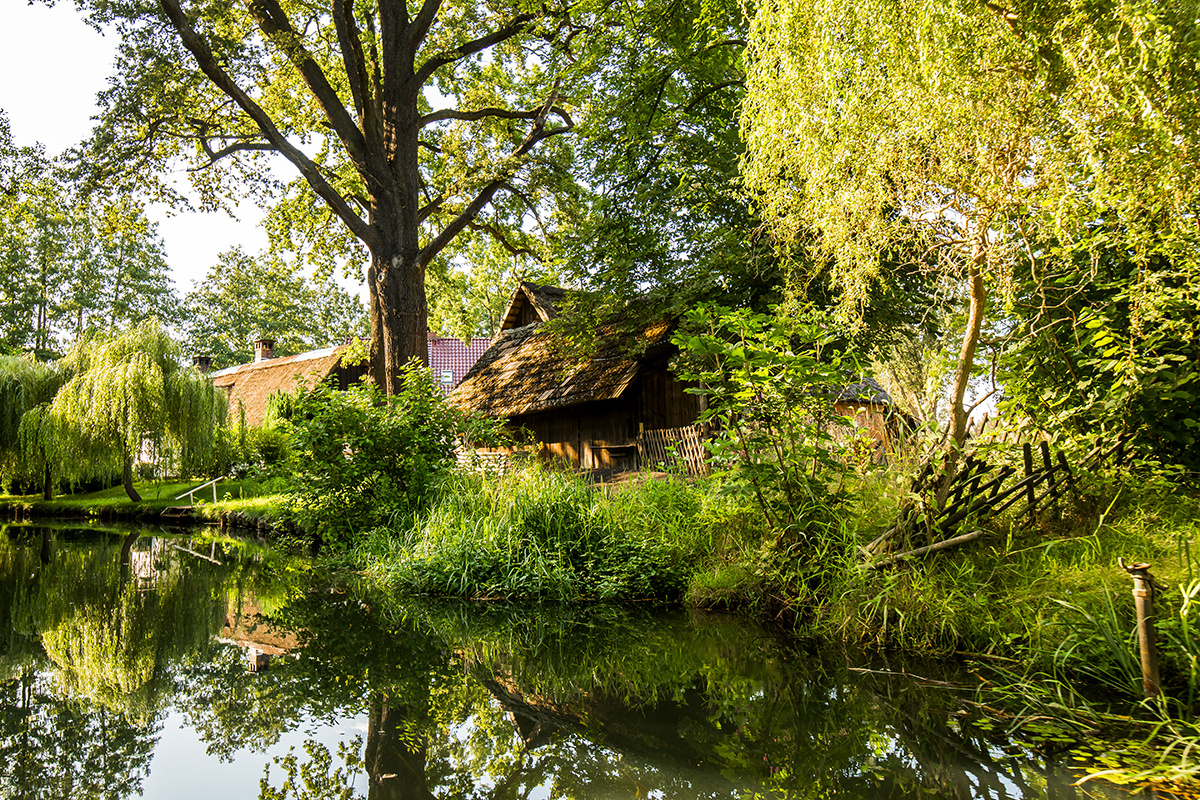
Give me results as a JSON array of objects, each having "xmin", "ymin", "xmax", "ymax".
[{"xmin": 175, "ymin": 476, "xmax": 223, "ymax": 505}]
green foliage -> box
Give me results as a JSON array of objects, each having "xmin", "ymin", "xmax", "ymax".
[
  {"xmin": 49, "ymin": 320, "xmax": 226, "ymax": 493},
  {"xmin": 0, "ymin": 114, "xmax": 178, "ymax": 356},
  {"xmin": 286, "ymin": 365, "xmax": 502, "ymax": 546},
  {"xmin": 0, "ymin": 354, "xmax": 64, "ymax": 490},
  {"xmin": 181, "ymin": 247, "xmax": 365, "ymax": 369},
  {"xmin": 557, "ymin": 0, "xmax": 780, "ymax": 311},
  {"xmin": 259, "ymin": 738, "xmax": 363, "ymax": 800},
  {"xmin": 672, "ymin": 304, "xmax": 855, "ymax": 539},
  {"xmin": 1001, "ymin": 242, "xmax": 1200, "ymax": 468},
  {"xmin": 367, "ymin": 466, "xmax": 710, "ymax": 601}
]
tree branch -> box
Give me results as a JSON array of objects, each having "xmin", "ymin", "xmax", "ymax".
[
  {"xmin": 419, "ymin": 106, "xmax": 568, "ymax": 127},
  {"xmin": 157, "ymin": 0, "xmax": 376, "ymax": 248},
  {"xmin": 415, "ymin": 14, "xmax": 536, "ymax": 85},
  {"xmin": 332, "ymin": 0, "xmax": 371, "ymax": 124},
  {"xmin": 417, "ymin": 102, "xmax": 571, "ymax": 265},
  {"xmin": 244, "ymin": 0, "xmax": 371, "ymax": 168},
  {"xmin": 683, "ymin": 80, "xmax": 743, "ymax": 114},
  {"xmin": 467, "ymin": 218, "xmax": 539, "ymax": 259},
  {"xmin": 406, "ymin": 0, "xmax": 443, "ymax": 54},
  {"xmin": 190, "ymin": 140, "xmax": 277, "ymax": 170}
]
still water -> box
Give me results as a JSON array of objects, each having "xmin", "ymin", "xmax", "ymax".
[{"xmin": 0, "ymin": 522, "xmax": 1139, "ymax": 799}]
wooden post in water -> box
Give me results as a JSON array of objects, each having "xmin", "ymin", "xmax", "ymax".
[{"xmin": 1119, "ymin": 558, "xmax": 1161, "ymax": 699}]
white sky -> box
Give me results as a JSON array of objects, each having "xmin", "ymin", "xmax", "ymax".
[{"xmin": 0, "ymin": 1, "xmax": 279, "ymax": 294}]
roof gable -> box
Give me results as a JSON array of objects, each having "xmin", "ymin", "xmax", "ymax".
[
  {"xmin": 496, "ymin": 282, "xmax": 581, "ymax": 334},
  {"xmin": 449, "ymin": 316, "xmax": 674, "ymax": 418}
]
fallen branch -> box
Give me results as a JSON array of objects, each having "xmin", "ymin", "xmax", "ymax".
[{"xmin": 867, "ymin": 530, "xmax": 984, "ymax": 569}]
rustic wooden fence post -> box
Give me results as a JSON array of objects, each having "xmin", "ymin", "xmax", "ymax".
[{"xmin": 1023, "ymin": 442, "xmax": 1036, "ymax": 519}]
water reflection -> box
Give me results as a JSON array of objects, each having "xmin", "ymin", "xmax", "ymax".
[{"xmin": 0, "ymin": 523, "xmax": 1143, "ymax": 799}]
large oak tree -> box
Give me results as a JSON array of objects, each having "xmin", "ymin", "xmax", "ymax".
[{"xmin": 75, "ymin": 0, "xmax": 589, "ymax": 392}]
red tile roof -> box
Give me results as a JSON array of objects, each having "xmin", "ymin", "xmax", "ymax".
[{"xmin": 428, "ymin": 334, "xmax": 492, "ymax": 395}]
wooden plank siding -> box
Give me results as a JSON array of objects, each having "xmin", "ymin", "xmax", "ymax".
[{"xmin": 505, "ymin": 367, "xmax": 705, "ymax": 471}]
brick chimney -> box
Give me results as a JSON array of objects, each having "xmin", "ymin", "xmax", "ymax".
[
  {"xmin": 192, "ymin": 355, "xmax": 213, "ymax": 373},
  {"xmin": 254, "ymin": 338, "xmax": 275, "ymax": 363}
]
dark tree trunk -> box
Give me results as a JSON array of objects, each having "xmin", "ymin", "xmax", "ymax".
[
  {"xmin": 119, "ymin": 531, "xmax": 139, "ymax": 584},
  {"xmin": 369, "ymin": 249, "xmax": 429, "ymax": 393},
  {"xmin": 364, "ymin": 696, "xmax": 434, "ymax": 800},
  {"xmin": 122, "ymin": 456, "xmax": 142, "ymax": 502},
  {"xmin": 41, "ymin": 464, "xmax": 52, "ymax": 501}
]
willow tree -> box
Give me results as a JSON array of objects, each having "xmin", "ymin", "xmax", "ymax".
[
  {"xmin": 0, "ymin": 354, "xmax": 66, "ymax": 500},
  {"xmin": 50, "ymin": 321, "xmax": 226, "ymax": 501},
  {"xmin": 743, "ymin": 0, "xmax": 1200, "ymax": 460},
  {"xmin": 743, "ymin": 0, "xmax": 1044, "ymax": 458}
]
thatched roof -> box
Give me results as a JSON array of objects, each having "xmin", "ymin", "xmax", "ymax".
[
  {"xmin": 496, "ymin": 282, "xmax": 581, "ymax": 334},
  {"xmin": 210, "ymin": 345, "xmax": 347, "ymax": 427},
  {"xmin": 449, "ymin": 317, "xmax": 674, "ymax": 418}
]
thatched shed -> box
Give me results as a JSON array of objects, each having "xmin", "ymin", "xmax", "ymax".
[
  {"xmin": 450, "ymin": 284, "xmax": 910, "ymax": 471},
  {"xmin": 448, "ymin": 284, "xmax": 704, "ymax": 471},
  {"xmin": 209, "ymin": 343, "xmax": 366, "ymax": 427}
]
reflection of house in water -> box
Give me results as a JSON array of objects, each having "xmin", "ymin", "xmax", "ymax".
[
  {"xmin": 219, "ymin": 598, "xmax": 299, "ymax": 673},
  {"xmin": 128, "ymin": 538, "xmax": 169, "ymax": 590}
]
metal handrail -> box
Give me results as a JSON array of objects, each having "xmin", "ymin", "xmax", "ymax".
[{"xmin": 175, "ymin": 476, "xmax": 223, "ymax": 505}]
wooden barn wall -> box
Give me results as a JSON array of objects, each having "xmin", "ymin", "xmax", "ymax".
[
  {"xmin": 507, "ymin": 368, "xmax": 703, "ymax": 470},
  {"xmin": 516, "ymin": 301, "xmax": 541, "ymax": 327},
  {"xmin": 637, "ymin": 368, "xmax": 705, "ymax": 431}
]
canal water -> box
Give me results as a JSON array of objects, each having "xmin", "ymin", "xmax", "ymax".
[{"xmin": 0, "ymin": 522, "xmax": 1142, "ymax": 799}]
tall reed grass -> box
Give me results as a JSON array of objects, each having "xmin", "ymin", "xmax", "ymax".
[{"xmin": 357, "ymin": 465, "xmax": 758, "ymax": 602}]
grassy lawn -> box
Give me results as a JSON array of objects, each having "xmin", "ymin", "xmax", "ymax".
[{"xmin": 0, "ymin": 477, "xmax": 291, "ymax": 519}]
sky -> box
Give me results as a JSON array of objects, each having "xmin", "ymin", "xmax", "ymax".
[{"xmin": 0, "ymin": 0, "xmax": 277, "ymax": 294}]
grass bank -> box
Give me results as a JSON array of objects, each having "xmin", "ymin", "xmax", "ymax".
[
  {"xmin": 354, "ymin": 462, "xmax": 1200, "ymax": 662},
  {"xmin": 0, "ymin": 477, "xmax": 292, "ymax": 528}
]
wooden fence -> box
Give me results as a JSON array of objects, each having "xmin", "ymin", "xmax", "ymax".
[
  {"xmin": 865, "ymin": 431, "xmax": 1133, "ymax": 568},
  {"xmin": 637, "ymin": 424, "xmax": 710, "ymax": 476}
]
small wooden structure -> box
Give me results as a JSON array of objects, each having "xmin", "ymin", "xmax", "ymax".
[
  {"xmin": 449, "ymin": 283, "xmax": 705, "ymax": 471},
  {"xmin": 452, "ymin": 283, "xmax": 910, "ymax": 474}
]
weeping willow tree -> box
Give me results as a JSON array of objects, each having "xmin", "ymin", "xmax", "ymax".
[
  {"xmin": 50, "ymin": 321, "xmax": 226, "ymax": 501},
  {"xmin": 743, "ymin": 0, "xmax": 1200, "ymax": 469},
  {"xmin": 0, "ymin": 355, "xmax": 67, "ymax": 499}
]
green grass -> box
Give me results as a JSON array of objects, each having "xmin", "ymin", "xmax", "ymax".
[
  {"xmin": 0, "ymin": 477, "xmax": 291, "ymax": 520},
  {"xmin": 357, "ymin": 464, "xmax": 764, "ymax": 602}
]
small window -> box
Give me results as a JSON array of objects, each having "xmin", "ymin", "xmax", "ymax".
[{"xmin": 440, "ymin": 370, "xmax": 454, "ymax": 384}]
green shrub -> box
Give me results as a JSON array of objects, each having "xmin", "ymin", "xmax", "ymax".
[
  {"xmin": 366, "ymin": 467, "xmax": 725, "ymax": 601},
  {"xmin": 287, "ymin": 364, "xmax": 503, "ymax": 547}
]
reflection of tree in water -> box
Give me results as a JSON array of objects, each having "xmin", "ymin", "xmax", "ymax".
[
  {"xmin": 0, "ymin": 668, "xmax": 159, "ymax": 799},
  {"xmin": 254, "ymin": 592, "xmax": 1118, "ymax": 800},
  {"xmin": 0, "ymin": 525, "xmax": 245, "ymax": 798}
]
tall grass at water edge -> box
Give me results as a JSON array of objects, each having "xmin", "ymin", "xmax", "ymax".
[{"xmin": 355, "ymin": 465, "xmax": 768, "ymax": 602}]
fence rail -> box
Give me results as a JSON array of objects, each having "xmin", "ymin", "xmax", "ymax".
[{"xmin": 866, "ymin": 430, "xmax": 1133, "ymax": 567}]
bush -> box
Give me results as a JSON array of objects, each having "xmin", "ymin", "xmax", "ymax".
[{"xmin": 287, "ymin": 364, "xmax": 503, "ymax": 547}]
